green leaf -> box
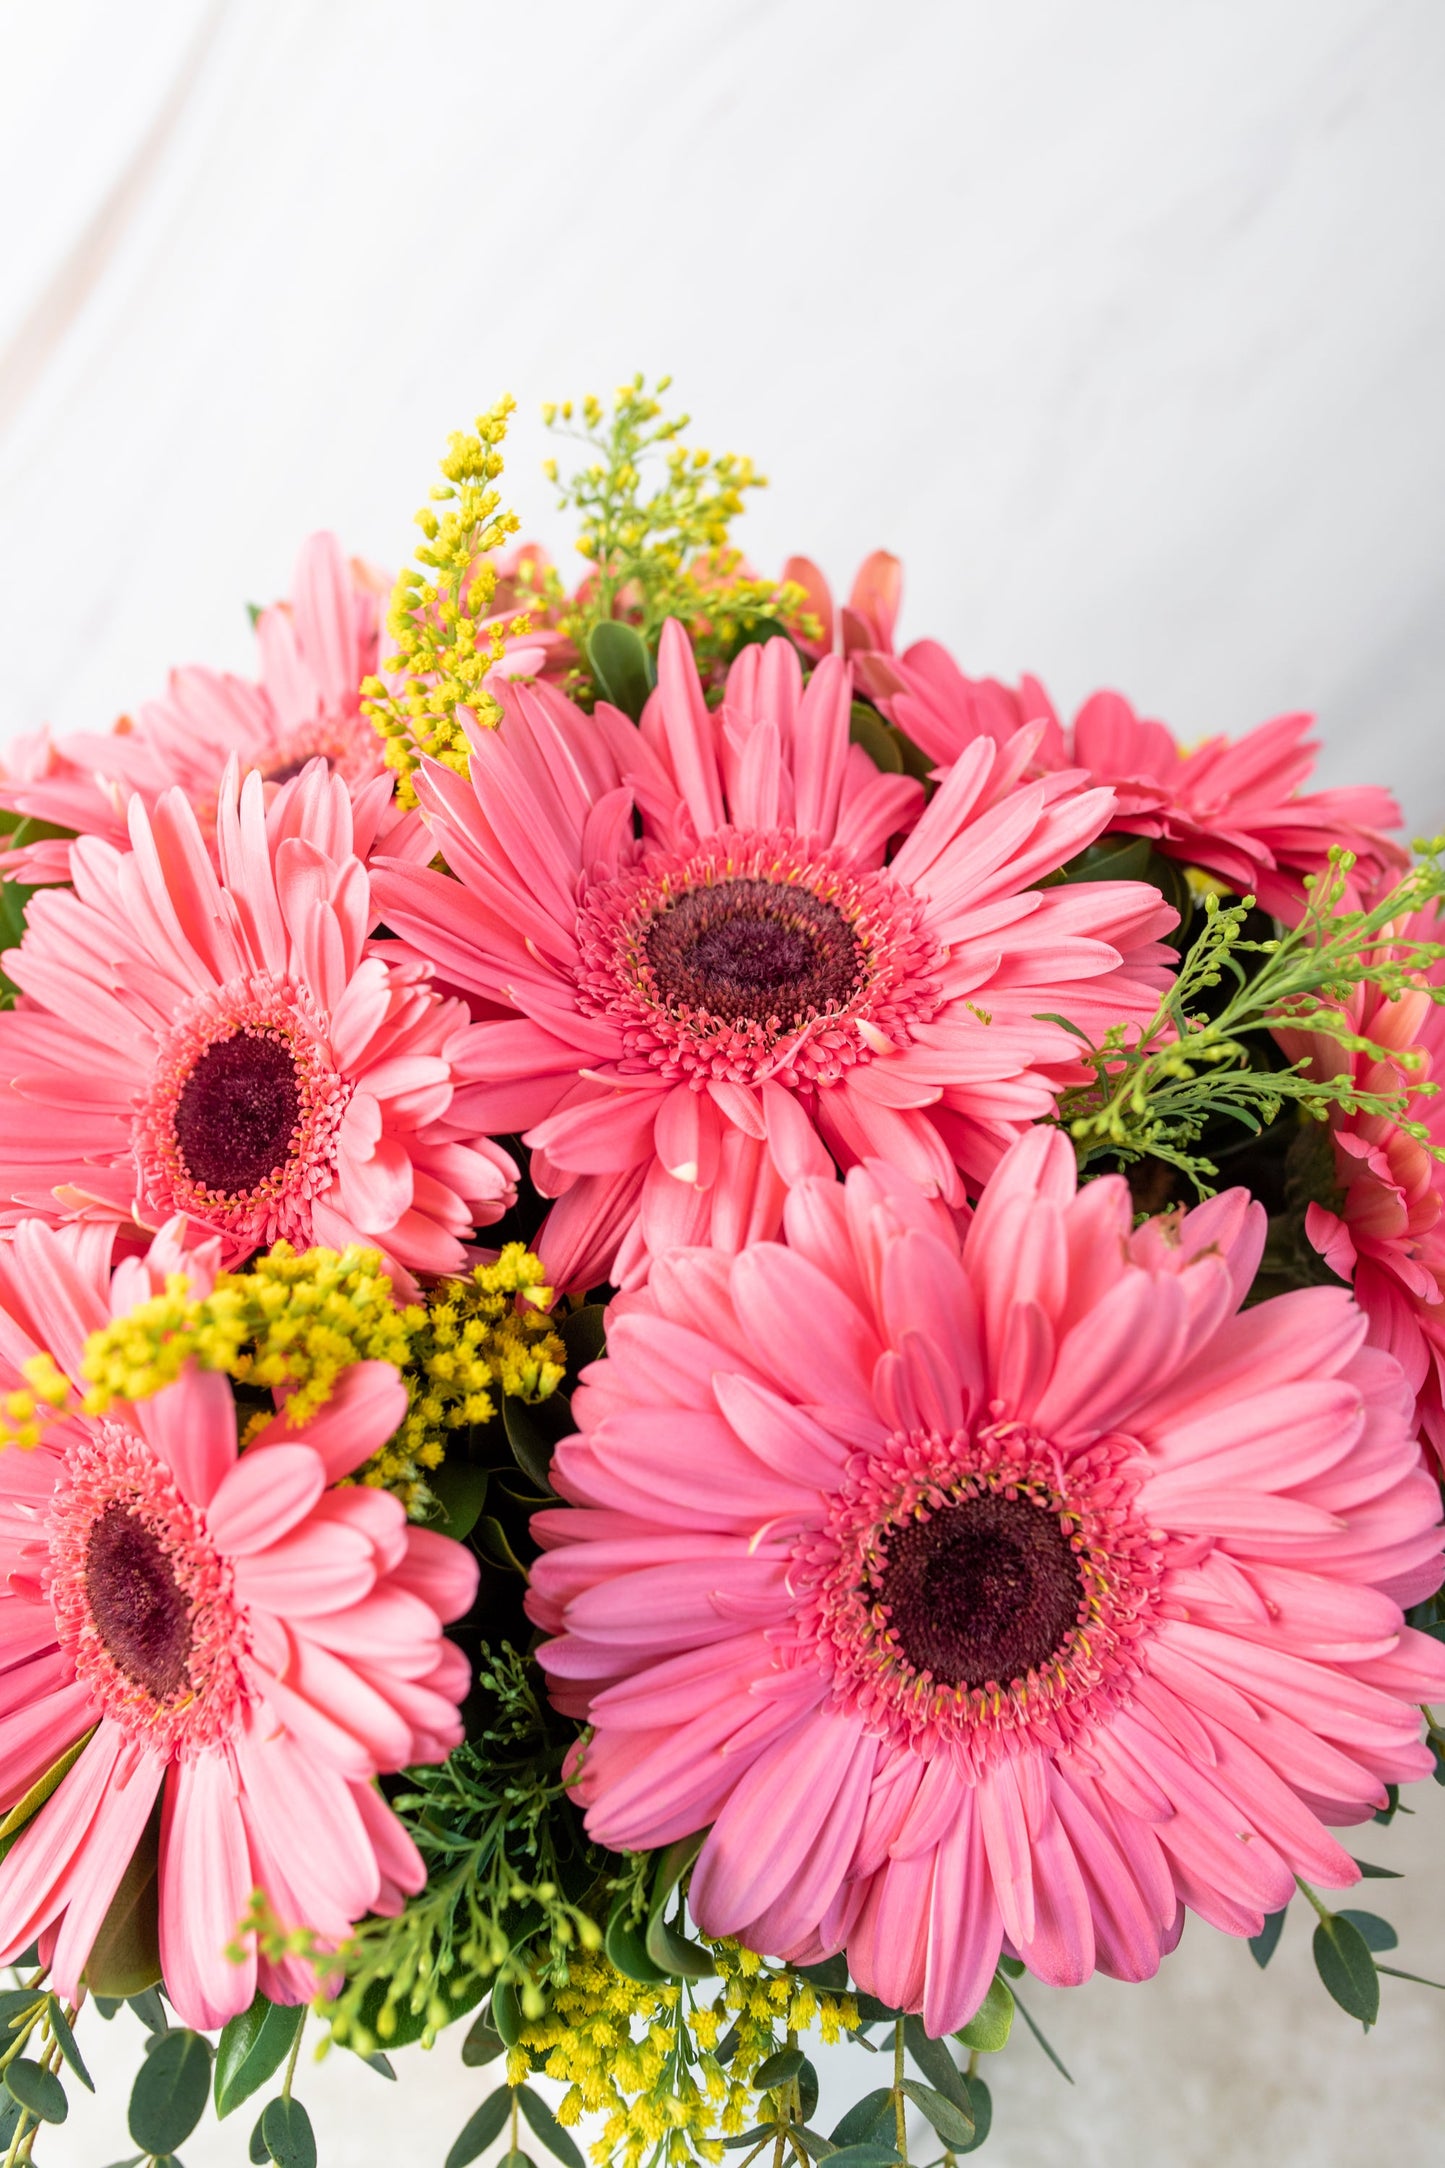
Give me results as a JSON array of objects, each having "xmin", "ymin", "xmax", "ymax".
[
  {"xmin": 429, "ymin": 1459, "xmax": 489, "ymax": 1541},
  {"xmin": 128, "ymin": 2028, "xmax": 212, "ymax": 2154},
  {"xmin": 461, "ymin": 2011, "xmax": 506, "ymax": 2067},
  {"xmin": 898, "ymin": 2078, "xmax": 974, "ymax": 2150},
  {"xmin": 490, "ymin": 1976, "xmax": 524, "ymax": 2049},
  {"xmin": 476, "ymin": 1512, "xmax": 530, "ymax": 1576},
  {"xmin": 446, "ymin": 2088, "xmax": 515, "ymax": 2168},
  {"xmin": 128, "ymin": 1988, "xmax": 169, "ymax": 2034},
  {"xmin": 604, "ymin": 1897, "xmax": 671, "ymax": 1985},
  {"xmin": 787, "ymin": 2124, "xmax": 835, "ymax": 2161},
  {"xmin": 518, "ymin": 2082, "xmax": 587, "ymax": 2168},
  {"xmin": 588, "ymin": 622, "xmax": 656, "ymax": 721},
  {"xmin": 642, "ymin": 1829, "xmax": 715, "ymax": 1977},
  {"xmin": 358, "ymin": 2051, "xmax": 395, "ymax": 2079},
  {"xmin": 1337, "ymin": 1909, "xmax": 1398, "ymax": 1953},
  {"xmin": 1373, "ymin": 1783, "xmax": 1402, "ymax": 1825},
  {"xmin": 1010, "ymin": 1990, "xmax": 1073, "ymax": 2083},
  {"xmin": 829, "ymin": 2090, "xmax": 893, "ymax": 2148},
  {"xmin": 5, "ymin": 2059, "xmax": 67, "ymax": 2123},
  {"xmin": 952, "ymin": 1974, "xmax": 1014, "ymax": 2054},
  {"xmin": 823, "ymin": 2146, "xmax": 902, "ymax": 2168},
  {"xmin": 347, "ymin": 1964, "xmax": 482, "ymax": 2052},
  {"xmin": 903, "ymin": 2019, "xmax": 970, "ymax": 2107},
  {"xmin": 0, "ymin": 1989, "xmax": 43, "ymax": 2037},
  {"xmin": 259, "ymin": 2094, "xmax": 317, "ymax": 2168},
  {"xmin": 559, "ymin": 1304, "xmax": 607, "ymax": 1372},
  {"xmin": 849, "ymin": 703, "xmax": 904, "ymax": 776},
  {"xmin": 1249, "ymin": 1908, "xmax": 1288, "ymax": 1969},
  {"xmin": 1312, "ymin": 1914, "xmax": 1381, "ymax": 2026},
  {"xmin": 794, "ymin": 1955, "xmax": 849, "ymax": 1993},
  {"xmin": 1351, "ymin": 1858, "xmax": 1403, "ymax": 1878},
  {"xmin": 753, "ymin": 2046, "xmax": 805, "ymax": 2091},
  {"xmin": 956, "ymin": 2075, "xmax": 993, "ymax": 2155},
  {"xmin": 0, "ymin": 1728, "xmax": 96, "ymax": 1858},
  {"xmin": 851, "ymin": 1993, "xmax": 906, "ymax": 2024},
  {"xmin": 1057, "ymin": 835, "xmax": 1159, "ymax": 888},
  {"xmin": 45, "ymin": 1993, "xmax": 93, "ymax": 2089},
  {"xmin": 1376, "ymin": 1963, "xmax": 1445, "ymax": 1990},
  {"xmin": 86, "ymin": 1816, "xmax": 162, "ymax": 1998},
  {"xmin": 214, "ymin": 1996, "xmax": 305, "ymax": 2120},
  {"xmin": 250, "ymin": 2106, "xmax": 272, "ymax": 2163},
  {"xmin": 797, "ymin": 2058, "xmax": 819, "ymax": 2128}
]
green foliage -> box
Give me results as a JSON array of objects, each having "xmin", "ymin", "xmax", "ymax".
[
  {"xmin": 1058, "ymin": 847, "xmax": 1445, "ymax": 1195},
  {"xmin": 214, "ymin": 1996, "xmax": 305, "ymax": 2119},
  {"xmin": 257, "ymin": 2094, "xmax": 317, "ymax": 2168},
  {"xmin": 127, "ymin": 2027, "xmax": 212, "ymax": 2154},
  {"xmin": 323, "ymin": 1645, "xmax": 609, "ymax": 2057},
  {"xmin": 542, "ymin": 376, "xmax": 812, "ymax": 696}
]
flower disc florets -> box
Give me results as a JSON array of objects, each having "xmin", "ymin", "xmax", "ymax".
[{"xmin": 575, "ymin": 829, "xmax": 943, "ymax": 1088}]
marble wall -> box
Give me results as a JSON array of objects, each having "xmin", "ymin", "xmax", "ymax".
[{"xmin": 2, "ymin": 2, "xmax": 1444, "ymax": 2161}]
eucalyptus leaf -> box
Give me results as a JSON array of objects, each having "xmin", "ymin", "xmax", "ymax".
[
  {"xmin": 128, "ymin": 2028, "xmax": 212, "ymax": 2154},
  {"xmin": 214, "ymin": 1996, "xmax": 305, "ymax": 2119},
  {"xmin": 957, "ymin": 2076, "xmax": 993, "ymax": 2154},
  {"xmin": 86, "ymin": 1819, "xmax": 162, "ymax": 1998},
  {"xmin": 1249, "ymin": 1908, "xmax": 1288, "ymax": 1969},
  {"xmin": 829, "ymin": 2089, "xmax": 893, "ymax": 2148},
  {"xmin": 128, "ymin": 1988, "xmax": 169, "ymax": 2034},
  {"xmin": 1350, "ymin": 1859, "xmax": 1403, "ymax": 1878},
  {"xmin": 461, "ymin": 2011, "xmax": 506, "ymax": 2067},
  {"xmin": 1312, "ymin": 1914, "xmax": 1381, "ymax": 2026},
  {"xmin": 643, "ymin": 1830, "xmax": 715, "ymax": 1976},
  {"xmin": 518, "ymin": 2082, "xmax": 587, "ymax": 2168},
  {"xmin": 953, "ymin": 1974, "xmax": 1014, "ymax": 2054},
  {"xmin": 794, "ymin": 1955, "xmax": 850, "ymax": 1993},
  {"xmin": 259, "ymin": 2093, "xmax": 317, "ymax": 2168},
  {"xmin": 490, "ymin": 1976, "xmax": 524, "ymax": 2048},
  {"xmin": 753, "ymin": 2046, "xmax": 805, "ymax": 2091},
  {"xmin": 5, "ymin": 2058, "xmax": 67, "ymax": 2124},
  {"xmin": 1010, "ymin": 1990, "xmax": 1073, "ymax": 2083},
  {"xmin": 604, "ymin": 1899, "xmax": 671, "ymax": 1985},
  {"xmin": 45, "ymin": 1994, "xmax": 93, "ymax": 2089},
  {"xmin": 588, "ymin": 621, "xmax": 656, "ymax": 721},
  {"xmin": 823, "ymin": 2145, "xmax": 902, "ymax": 2168},
  {"xmin": 1337, "ymin": 1909, "xmax": 1398, "ymax": 1953},
  {"xmin": 898, "ymin": 2078, "xmax": 974, "ymax": 2150},
  {"xmin": 428, "ymin": 1459, "xmax": 489, "ymax": 1542},
  {"xmin": 358, "ymin": 2050, "xmax": 395, "ymax": 2079},
  {"xmin": 903, "ymin": 2018, "xmax": 970, "ymax": 2106},
  {"xmin": 797, "ymin": 2057, "xmax": 819, "ymax": 2128},
  {"xmin": 445, "ymin": 2089, "xmax": 514, "ymax": 2168}
]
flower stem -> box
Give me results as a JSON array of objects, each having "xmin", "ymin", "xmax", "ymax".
[
  {"xmin": 893, "ymin": 2019, "xmax": 908, "ymax": 2163},
  {"xmin": 281, "ymin": 2013, "xmax": 306, "ymax": 2103}
]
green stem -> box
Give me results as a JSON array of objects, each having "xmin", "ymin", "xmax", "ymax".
[
  {"xmin": 281, "ymin": 2012, "xmax": 305, "ymax": 2103},
  {"xmin": 893, "ymin": 2019, "xmax": 908, "ymax": 2163},
  {"xmin": 1294, "ymin": 1876, "xmax": 1332, "ymax": 1923}
]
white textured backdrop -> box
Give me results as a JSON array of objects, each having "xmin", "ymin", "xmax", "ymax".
[{"xmin": 2, "ymin": 1, "xmax": 1445, "ymax": 2162}]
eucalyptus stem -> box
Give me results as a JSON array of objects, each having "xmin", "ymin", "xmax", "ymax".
[
  {"xmin": 893, "ymin": 2019, "xmax": 908, "ymax": 2163},
  {"xmin": 281, "ymin": 2013, "xmax": 305, "ymax": 2103}
]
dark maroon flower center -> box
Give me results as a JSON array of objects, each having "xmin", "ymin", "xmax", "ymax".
[
  {"xmin": 85, "ymin": 1503, "xmax": 192, "ymax": 1701},
  {"xmin": 262, "ymin": 755, "xmax": 319, "ymax": 785},
  {"xmin": 877, "ymin": 1491, "xmax": 1086, "ymax": 1690},
  {"xmin": 174, "ymin": 1031, "xmax": 302, "ymax": 1196},
  {"xmin": 645, "ymin": 878, "xmax": 864, "ymax": 1027}
]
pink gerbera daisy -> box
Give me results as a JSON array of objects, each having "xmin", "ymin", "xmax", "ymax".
[
  {"xmin": 863, "ymin": 638, "xmax": 1406, "ymax": 925},
  {"xmin": 374, "ymin": 621, "xmax": 1176, "ymax": 1291},
  {"xmin": 529, "ymin": 1132, "xmax": 1445, "ymax": 2033},
  {"xmin": 0, "ymin": 1214, "xmax": 477, "ymax": 2027},
  {"xmin": 1277, "ymin": 908, "xmax": 1445, "ymax": 1468},
  {"xmin": 0, "ymin": 761, "xmax": 516, "ymax": 1288},
  {"xmin": 0, "ymin": 534, "xmax": 419, "ymax": 883}
]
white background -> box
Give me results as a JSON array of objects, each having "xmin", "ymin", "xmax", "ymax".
[{"xmin": 2, "ymin": 2, "xmax": 1444, "ymax": 2162}]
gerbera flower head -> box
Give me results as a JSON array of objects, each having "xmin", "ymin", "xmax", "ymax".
[
  {"xmin": 374, "ymin": 620, "xmax": 1176, "ymax": 1290},
  {"xmin": 0, "ymin": 533, "xmax": 423, "ymax": 880},
  {"xmin": 861, "ymin": 633, "xmax": 1406, "ymax": 925},
  {"xmin": 529, "ymin": 1132, "xmax": 1445, "ymax": 2034},
  {"xmin": 0, "ymin": 760, "xmax": 516, "ymax": 1289},
  {"xmin": 1277, "ymin": 906, "xmax": 1445, "ymax": 1467},
  {"xmin": 0, "ymin": 1215, "xmax": 478, "ymax": 2027}
]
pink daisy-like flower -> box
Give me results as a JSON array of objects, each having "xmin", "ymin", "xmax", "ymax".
[
  {"xmin": 0, "ymin": 1214, "xmax": 477, "ymax": 2026},
  {"xmin": 0, "ymin": 534, "xmax": 420, "ymax": 883},
  {"xmin": 373, "ymin": 621, "xmax": 1176, "ymax": 1291},
  {"xmin": 0, "ymin": 760, "xmax": 516, "ymax": 1287},
  {"xmin": 529, "ymin": 1132, "xmax": 1445, "ymax": 2033},
  {"xmin": 1277, "ymin": 909, "xmax": 1445, "ymax": 1468},
  {"xmin": 864, "ymin": 639, "xmax": 1406, "ymax": 925}
]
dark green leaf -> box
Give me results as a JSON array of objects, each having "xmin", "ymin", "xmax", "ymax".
[
  {"xmin": 347, "ymin": 1965, "xmax": 482, "ymax": 2052},
  {"xmin": 358, "ymin": 2050, "xmax": 395, "ymax": 2079},
  {"xmin": 788, "ymin": 2125, "xmax": 835, "ymax": 2161},
  {"xmin": 45, "ymin": 1994, "xmax": 92, "ymax": 2089},
  {"xmin": 1010, "ymin": 1990, "xmax": 1073, "ymax": 2083},
  {"xmin": 502, "ymin": 2154, "xmax": 537, "ymax": 2168},
  {"xmin": 643, "ymin": 1829, "xmax": 715, "ymax": 1977},
  {"xmin": 849, "ymin": 704, "xmax": 904, "ymax": 776},
  {"xmin": 797, "ymin": 2057, "xmax": 819, "ymax": 2128},
  {"xmin": 128, "ymin": 1987, "xmax": 169, "ymax": 2034},
  {"xmin": 953, "ymin": 1974, "xmax": 1013, "ymax": 2055},
  {"xmin": 1373, "ymin": 1784, "xmax": 1402, "ymax": 1825},
  {"xmin": 462, "ymin": 2011, "xmax": 506, "ymax": 2067},
  {"xmin": 429, "ymin": 1459, "xmax": 489, "ymax": 1541},
  {"xmin": 604, "ymin": 1898, "xmax": 671, "ymax": 1985},
  {"xmin": 1312, "ymin": 1915, "xmax": 1381, "ymax": 2025},
  {"xmin": 5, "ymin": 2059, "xmax": 67, "ymax": 2123},
  {"xmin": 1249, "ymin": 1908, "xmax": 1288, "ymax": 1969},
  {"xmin": 1350, "ymin": 1858, "xmax": 1403, "ymax": 1878},
  {"xmin": 794, "ymin": 1955, "xmax": 849, "ymax": 1993},
  {"xmin": 0, "ymin": 2097, "xmax": 18, "ymax": 2149},
  {"xmin": 250, "ymin": 2107, "xmax": 272, "ymax": 2163},
  {"xmin": 476, "ymin": 1512, "xmax": 530, "ymax": 1576},
  {"xmin": 589, "ymin": 621, "xmax": 656, "ymax": 721},
  {"xmin": 823, "ymin": 2146, "xmax": 902, "ymax": 2168},
  {"xmin": 1337, "ymin": 1909, "xmax": 1398, "ymax": 1953},
  {"xmin": 753, "ymin": 2046, "xmax": 805, "ymax": 2091},
  {"xmin": 996, "ymin": 1955, "xmax": 1025, "ymax": 1978},
  {"xmin": 957, "ymin": 2076, "xmax": 993, "ymax": 2155},
  {"xmin": 898, "ymin": 2079, "xmax": 974, "ymax": 2150},
  {"xmin": 490, "ymin": 1977, "xmax": 524, "ymax": 2048},
  {"xmin": 214, "ymin": 1996, "xmax": 305, "ymax": 2120},
  {"xmin": 500, "ymin": 1395, "xmax": 560, "ymax": 1491},
  {"xmin": 93, "ymin": 1997, "xmax": 124, "ymax": 2021},
  {"xmin": 0, "ymin": 1989, "xmax": 43, "ymax": 2036},
  {"xmin": 446, "ymin": 2090, "xmax": 515, "ymax": 2168},
  {"xmin": 1058, "ymin": 836, "xmax": 1159, "ymax": 888},
  {"xmin": 260, "ymin": 2094, "xmax": 317, "ymax": 2168},
  {"xmin": 829, "ymin": 2092, "xmax": 893, "ymax": 2148},
  {"xmin": 86, "ymin": 1818, "xmax": 162, "ymax": 1998},
  {"xmin": 559, "ymin": 1304, "xmax": 607, "ymax": 1373},
  {"xmin": 128, "ymin": 2027, "xmax": 212, "ymax": 2153},
  {"xmin": 99, "ymin": 2158, "xmax": 143, "ymax": 2168},
  {"xmin": 518, "ymin": 2082, "xmax": 587, "ymax": 2168},
  {"xmin": 851, "ymin": 1993, "xmax": 906, "ymax": 2024},
  {"xmin": 903, "ymin": 2019, "xmax": 970, "ymax": 2108},
  {"xmin": 721, "ymin": 2129, "xmax": 769, "ymax": 2151}
]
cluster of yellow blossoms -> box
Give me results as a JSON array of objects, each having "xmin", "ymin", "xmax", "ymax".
[
  {"xmin": 511, "ymin": 1946, "xmax": 858, "ymax": 2168},
  {"xmin": 361, "ymin": 394, "xmax": 529, "ymax": 801},
  {"xmin": 77, "ymin": 1240, "xmax": 565, "ymax": 1515}
]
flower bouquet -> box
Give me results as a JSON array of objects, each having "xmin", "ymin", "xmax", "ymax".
[{"xmin": 0, "ymin": 377, "xmax": 1441, "ymax": 2167}]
